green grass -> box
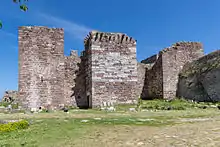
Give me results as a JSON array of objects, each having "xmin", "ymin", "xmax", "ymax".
[
  {"xmin": 0, "ymin": 108, "xmax": 219, "ymax": 146},
  {"xmin": 0, "ymin": 99, "xmax": 220, "ymax": 146},
  {"xmin": 139, "ymin": 98, "xmax": 219, "ymax": 110},
  {"xmin": 0, "ymin": 116, "xmax": 174, "ymax": 147},
  {"xmin": 0, "ymin": 119, "xmax": 89, "ymax": 147},
  {"xmin": 115, "ymin": 104, "xmax": 137, "ymax": 111},
  {"xmin": 0, "ymin": 102, "xmax": 19, "ymax": 109}
]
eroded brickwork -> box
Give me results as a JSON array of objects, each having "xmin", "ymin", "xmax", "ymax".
[
  {"xmin": 18, "ymin": 26, "xmax": 206, "ymax": 109},
  {"xmin": 84, "ymin": 31, "xmax": 138, "ymax": 107},
  {"xmin": 161, "ymin": 42, "xmax": 204, "ymax": 99},
  {"xmin": 64, "ymin": 50, "xmax": 81, "ymax": 106},
  {"xmin": 72, "ymin": 51, "xmax": 89, "ymax": 108},
  {"xmin": 19, "ymin": 26, "xmax": 65, "ymax": 109},
  {"xmin": 136, "ymin": 63, "xmax": 148, "ymax": 98},
  {"xmin": 141, "ymin": 42, "xmax": 204, "ymax": 100},
  {"xmin": 141, "ymin": 55, "xmax": 163, "ymax": 99}
]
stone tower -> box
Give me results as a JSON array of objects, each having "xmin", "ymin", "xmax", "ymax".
[
  {"xmin": 83, "ymin": 31, "xmax": 138, "ymax": 107},
  {"xmin": 18, "ymin": 26, "xmax": 65, "ymax": 110}
]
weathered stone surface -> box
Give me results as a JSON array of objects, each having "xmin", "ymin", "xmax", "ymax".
[
  {"xmin": 19, "ymin": 26, "xmax": 89, "ymax": 110},
  {"xmin": 64, "ymin": 50, "xmax": 82, "ymax": 107},
  {"xmin": 17, "ymin": 26, "xmax": 209, "ymax": 109},
  {"xmin": 19, "ymin": 26, "xmax": 66, "ymax": 110},
  {"xmin": 1, "ymin": 91, "xmax": 19, "ymax": 103},
  {"xmin": 177, "ymin": 50, "xmax": 220, "ymax": 102},
  {"xmin": 136, "ymin": 63, "xmax": 148, "ymax": 98},
  {"xmin": 141, "ymin": 54, "xmax": 163, "ymax": 99},
  {"xmin": 18, "ymin": 27, "xmax": 141, "ymax": 109},
  {"xmin": 141, "ymin": 42, "xmax": 204, "ymax": 100},
  {"xmin": 83, "ymin": 31, "xmax": 138, "ymax": 107}
]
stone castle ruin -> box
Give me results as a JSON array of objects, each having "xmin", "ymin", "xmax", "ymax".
[
  {"xmin": 140, "ymin": 42, "xmax": 204, "ymax": 100},
  {"xmin": 18, "ymin": 26, "xmax": 139, "ymax": 109},
  {"xmin": 17, "ymin": 26, "xmax": 212, "ymax": 110}
]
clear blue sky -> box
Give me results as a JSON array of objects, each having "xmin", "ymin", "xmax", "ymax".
[{"xmin": 0, "ymin": 0, "xmax": 220, "ymax": 97}]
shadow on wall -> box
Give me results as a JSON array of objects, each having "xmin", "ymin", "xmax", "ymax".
[
  {"xmin": 140, "ymin": 68, "xmax": 163, "ymax": 100},
  {"xmin": 140, "ymin": 55, "xmax": 163, "ymax": 100},
  {"xmin": 141, "ymin": 68, "xmax": 154, "ymax": 100},
  {"xmin": 72, "ymin": 56, "xmax": 89, "ymax": 109}
]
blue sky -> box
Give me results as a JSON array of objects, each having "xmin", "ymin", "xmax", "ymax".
[{"xmin": 0, "ymin": 0, "xmax": 220, "ymax": 97}]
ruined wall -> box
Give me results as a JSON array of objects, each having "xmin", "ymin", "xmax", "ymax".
[
  {"xmin": 18, "ymin": 26, "xmax": 206, "ymax": 109},
  {"xmin": 84, "ymin": 31, "xmax": 138, "ymax": 107},
  {"xmin": 71, "ymin": 51, "xmax": 89, "ymax": 108},
  {"xmin": 141, "ymin": 55, "xmax": 163, "ymax": 99},
  {"xmin": 161, "ymin": 42, "xmax": 204, "ymax": 99},
  {"xmin": 140, "ymin": 42, "xmax": 204, "ymax": 100},
  {"xmin": 141, "ymin": 54, "xmax": 158, "ymax": 64},
  {"xmin": 18, "ymin": 26, "xmax": 65, "ymax": 109},
  {"xmin": 64, "ymin": 50, "xmax": 81, "ymax": 106},
  {"xmin": 136, "ymin": 63, "xmax": 148, "ymax": 98}
]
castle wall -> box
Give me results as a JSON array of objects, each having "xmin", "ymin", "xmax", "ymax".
[
  {"xmin": 71, "ymin": 51, "xmax": 90, "ymax": 108},
  {"xmin": 18, "ymin": 26, "xmax": 65, "ymax": 109},
  {"xmin": 64, "ymin": 50, "xmax": 81, "ymax": 106},
  {"xmin": 83, "ymin": 44, "xmax": 93, "ymax": 108},
  {"xmin": 141, "ymin": 55, "xmax": 163, "ymax": 99},
  {"xmin": 17, "ymin": 26, "xmax": 206, "ymax": 109},
  {"xmin": 141, "ymin": 54, "xmax": 158, "ymax": 64},
  {"xmin": 136, "ymin": 63, "xmax": 148, "ymax": 98},
  {"xmin": 161, "ymin": 42, "xmax": 204, "ymax": 99},
  {"xmin": 84, "ymin": 31, "xmax": 138, "ymax": 107}
]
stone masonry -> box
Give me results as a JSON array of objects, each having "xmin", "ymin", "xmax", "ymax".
[
  {"xmin": 18, "ymin": 26, "xmax": 86, "ymax": 110},
  {"xmin": 141, "ymin": 42, "xmax": 204, "ymax": 100},
  {"xmin": 18, "ymin": 26, "xmax": 208, "ymax": 110},
  {"xmin": 18, "ymin": 27, "xmax": 139, "ymax": 109},
  {"xmin": 83, "ymin": 31, "xmax": 138, "ymax": 107},
  {"xmin": 19, "ymin": 26, "xmax": 65, "ymax": 110}
]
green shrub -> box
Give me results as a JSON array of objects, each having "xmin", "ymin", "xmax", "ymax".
[
  {"xmin": 0, "ymin": 102, "xmax": 10, "ymax": 107},
  {"xmin": 140, "ymin": 98, "xmax": 215, "ymax": 111},
  {"xmin": 11, "ymin": 103, "xmax": 19, "ymax": 109},
  {"xmin": 0, "ymin": 120, "xmax": 29, "ymax": 133},
  {"xmin": 0, "ymin": 102, "xmax": 20, "ymax": 109}
]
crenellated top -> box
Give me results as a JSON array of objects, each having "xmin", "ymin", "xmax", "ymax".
[
  {"xmin": 160, "ymin": 41, "xmax": 203, "ymax": 54},
  {"xmin": 84, "ymin": 30, "xmax": 136, "ymax": 46}
]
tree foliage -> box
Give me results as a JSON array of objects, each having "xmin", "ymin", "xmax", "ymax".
[{"xmin": 0, "ymin": 0, "xmax": 29, "ymax": 29}]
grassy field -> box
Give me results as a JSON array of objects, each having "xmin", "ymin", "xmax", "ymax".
[
  {"xmin": 1, "ymin": 99, "xmax": 220, "ymax": 147},
  {"xmin": 0, "ymin": 107, "xmax": 220, "ymax": 147}
]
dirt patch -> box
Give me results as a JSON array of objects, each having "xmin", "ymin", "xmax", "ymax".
[{"xmin": 79, "ymin": 120, "xmax": 220, "ymax": 147}]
